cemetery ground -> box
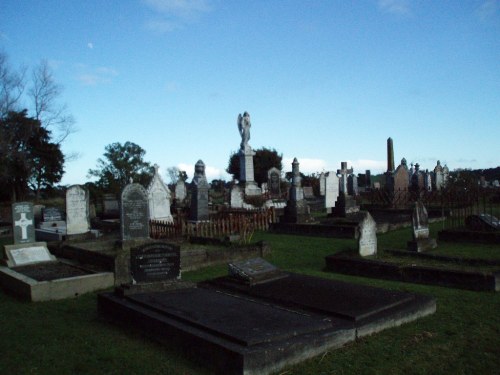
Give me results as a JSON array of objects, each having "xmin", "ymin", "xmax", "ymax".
[{"xmin": 0, "ymin": 223, "xmax": 499, "ymax": 375}]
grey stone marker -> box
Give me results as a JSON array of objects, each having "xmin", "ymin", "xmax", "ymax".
[
  {"xmin": 189, "ymin": 160, "xmax": 209, "ymax": 222},
  {"xmin": 407, "ymin": 201, "xmax": 437, "ymax": 252},
  {"xmin": 358, "ymin": 212, "xmax": 377, "ymax": 257},
  {"xmin": 230, "ymin": 184, "xmax": 244, "ymax": 209},
  {"xmin": 12, "ymin": 202, "xmax": 35, "ymax": 244},
  {"xmin": 147, "ymin": 164, "xmax": 173, "ymax": 223},
  {"xmin": 66, "ymin": 185, "xmax": 90, "ymax": 235},
  {"xmin": 267, "ymin": 167, "xmax": 281, "ymax": 197},
  {"xmin": 175, "ymin": 180, "xmax": 187, "ymax": 204},
  {"xmin": 3, "ymin": 241, "xmax": 56, "ymax": 267},
  {"xmin": 237, "ymin": 112, "xmax": 261, "ymax": 196},
  {"xmin": 319, "ymin": 172, "xmax": 326, "ymax": 196},
  {"xmin": 324, "ymin": 172, "xmax": 339, "ymax": 214},
  {"xmin": 121, "ymin": 182, "xmax": 149, "ymax": 240}
]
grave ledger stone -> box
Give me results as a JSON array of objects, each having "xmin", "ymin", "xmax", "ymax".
[
  {"xmin": 121, "ymin": 182, "xmax": 149, "ymax": 240},
  {"xmin": 12, "ymin": 202, "xmax": 35, "ymax": 245},
  {"xmin": 66, "ymin": 185, "xmax": 90, "ymax": 235}
]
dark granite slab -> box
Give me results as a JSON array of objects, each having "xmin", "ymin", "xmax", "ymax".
[
  {"xmin": 204, "ymin": 273, "xmax": 415, "ymax": 322},
  {"xmin": 127, "ymin": 288, "xmax": 335, "ymax": 346}
]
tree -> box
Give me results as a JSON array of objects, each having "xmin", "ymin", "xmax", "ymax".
[
  {"xmin": 88, "ymin": 142, "xmax": 154, "ymax": 194},
  {"xmin": 226, "ymin": 147, "xmax": 283, "ymax": 185},
  {"xmin": 0, "ymin": 110, "xmax": 64, "ymax": 201},
  {"xmin": 167, "ymin": 166, "xmax": 188, "ymax": 185}
]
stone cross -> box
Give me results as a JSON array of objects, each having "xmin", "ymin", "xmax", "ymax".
[
  {"xmin": 15, "ymin": 213, "xmax": 32, "ymax": 241},
  {"xmin": 336, "ymin": 162, "xmax": 353, "ymax": 195}
]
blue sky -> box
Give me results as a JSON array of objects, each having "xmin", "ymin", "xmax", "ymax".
[{"xmin": 1, "ymin": 0, "xmax": 499, "ymax": 184}]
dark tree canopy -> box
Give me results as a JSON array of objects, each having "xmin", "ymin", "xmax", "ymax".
[
  {"xmin": 226, "ymin": 147, "xmax": 283, "ymax": 185},
  {"xmin": 0, "ymin": 110, "xmax": 64, "ymax": 201},
  {"xmin": 88, "ymin": 141, "xmax": 154, "ymax": 194}
]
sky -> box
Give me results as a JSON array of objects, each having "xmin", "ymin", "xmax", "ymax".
[{"xmin": 1, "ymin": 0, "xmax": 499, "ymax": 185}]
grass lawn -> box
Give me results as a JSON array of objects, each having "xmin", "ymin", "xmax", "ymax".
[{"xmin": 0, "ymin": 227, "xmax": 499, "ymax": 375}]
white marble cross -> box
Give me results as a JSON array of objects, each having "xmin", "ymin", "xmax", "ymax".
[{"xmin": 15, "ymin": 212, "xmax": 32, "ymax": 240}]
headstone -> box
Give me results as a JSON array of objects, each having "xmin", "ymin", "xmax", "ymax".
[
  {"xmin": 228, "ymin": 257, "xmax": 287, "ymax": 285},
  {"xmin": 42, "ymin": 207, "xmax": 64, "ymax": 223},
  {"xmin": 337, "ymin": 162, "xmax": 352, "ymax": 195},
  {"xmin": 103, "ymin": 194, "xmax": 119, "ymax": 218},
  {"xmin": 373, "ymin": 182, "xmax": 381, "ymax": 189},
  {"xmin": 407, "ymin": 201, "xmax": 437, "ymax": 252},
  {"xmin": 130, "ymin": 242, "xmax": 180, "ymax": 283},
  {"xmin": 230, "ymin": 185, "xmax": 244, "ymax": 208},
  {"xmin": 33, "ymin": 204, "xmax": 45, "ymax": 225},
  {"xmin": 175, "ymin": 180, "xmax": 187, "ymax": 205},
  {"xmin": 282, "ymin": 158, "xmax": 313, "ymax": 223},
  {"xmin": 442, "ymin": 164, "xmax": 449, "ymax": 187},
  {"xmin": 147, "ymin": 165, "xmax": 173, "ymax": 223},
  {"xmin": 365, "ymin": 170, "xmax": 372, "ymax": 190},
  {"xmin": 393, "ymin": 159, "xmax": 409, "ymax": 192},
  {"xmin": 121, "ymin": 183, "xmax": 149, "ymax": 240},
  {"xmin": 319, "ymin": 172, "xmax": 326, "ymax": 196},
  {"xmin": 324, "ymin": 172, "xmax": 339, "ymax": 214},
  {"xmin": 3, "ymin": 241, "xmax": 56, "ymax": 267},
  {"xmin": 433, "ymin": 161, "xmax": 444, "ymax": 191},
  {"xmin": 12, "ymin": 202, "xmax": 35, "ymax": 245},
  {"xmin": 332, "ymin": 162, "xmax": 359, "ymax": 217},
  {"xmin": 357, "ymin": 212, "xmax": 377, "ymax": 257},
  {"xmin": 66, "ymin": 185, "xmax": 90, "ymax": 235},
  {"xmin": 303, "ymin": 186, "xmax": 315, "ymax": 199},
  {"xmin": 347, "ymin": 174, "xmax": 358, "ymax": 196},
  {"xmin": 424, "ymin": 170, "xmax": 432, "ymax": 192},
  {"xmin": 189, "ymin": 160, "xmax": 209, "ymax": 222},
  {"xmin": 267, "ymin": 167, "xmax": 281, "ymax": 197}
]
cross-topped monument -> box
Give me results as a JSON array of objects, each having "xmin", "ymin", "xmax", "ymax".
[{"xmin": 336, "ymin": 162, "xmax": 353, "ymax": 195}]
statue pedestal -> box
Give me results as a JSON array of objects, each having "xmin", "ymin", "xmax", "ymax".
[{"xmin": 239, "ymin": 149, "xmax": 261, "ymax": 196}]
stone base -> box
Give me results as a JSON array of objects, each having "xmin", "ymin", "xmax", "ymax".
[
  {"xmin": 407, "ymin": 238, "xmax": 437, "ymax": 252},
  {"xmin": 331, "ymin": 195, "xmax": 360, "ymax": 217},
  {"xmin": 243, "ymin": 182, "xmax": 262, "ymax": 196},
  {"xmin": 282, "ymin": 200, "xmax": 314, "ymax": 224}
]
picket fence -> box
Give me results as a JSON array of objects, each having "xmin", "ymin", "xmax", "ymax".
[{"xmin": 150, "ymin": 208, "xmax": 277, "ymax": 240}]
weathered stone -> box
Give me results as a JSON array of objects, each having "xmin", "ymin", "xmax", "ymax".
[
  {"xmin": 66, "ymin": 185, "xmax": 90, "ymax": 235},
  {"xmin": 358, "ymin": 212, "xmax": 377, "ymax": 256},
  {"xmin": 121, "ymin": 183, "xmax": 149, "ymax": 240},
  {"xmin": 147, "ymin": 165, "xmax": 173, "ymax": 223},
  {"xmin": 12, "ymin": 202, "xmax": 35, "ymax": 244},
  {"xmin": 189, "ymin": 160, "xmax": 209, "ymax": 222},
  {"xmin": 407, "ymin": 201, "xmax": 437, "ymax": 252}
]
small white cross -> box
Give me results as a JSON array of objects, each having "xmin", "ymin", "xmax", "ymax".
[{"xmin": 14, "ymin": 213, "xmax": 32, "ymax": 240}]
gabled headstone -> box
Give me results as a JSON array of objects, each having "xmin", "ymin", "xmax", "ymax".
[
  {"xmin": 121, "ymin": 183, "xmax": 149, "ymax": 240},
  {"xmin": 358, "ymin": 212, "xmax": 377, "ymax": 257},
  {"xmin": 175, "ymin": 180, "xmax": 187, "ymax": 205},
  {"xmin": 66, "ymin": 185, "xmax": 90, "ymax": 235},
  {"xmin": 267, "ymin": 167, "xmax": 281, "ymax": 197},
  {"xmin": 147, "ymin": 165, "xmax": 173, "ymax": 223},
  {"xmin": 12, "ymin": 202, "xmax": 35, "ymax": 245}
]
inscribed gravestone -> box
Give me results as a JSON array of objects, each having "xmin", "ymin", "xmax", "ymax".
[
  {"xmin": 130, "ymin": 242, "xmax": 180, "ymax": 283},
  {"xmin": 268, "ymin": 167, "xmax": 281, "ymax": 197},
  {"xmin": 228, "ymin": 257, "xmax": 287, "ymax": 285},
  {"xmin": 358, "ymin": 212, "xmax": 377, "ymax": 257},
  {"xmin": 230, "ymin": 185, "xmax": 244, "ymax": 208},
  {"xmin": 408, "ymin": 201, "xmax": 437, "ymax": 252},
  {"xmin": 147, "ymin": 165, "xmax": 173, "ymax": 223},
  {"xmin": 12, "ymin": 202, "xmax": 35, "ymax": 244},
  {"xmin": 121, "ymin": 183, "xmax": 149, "ymax": 240},
  {"xmin": 347, "ymin": 174, "xmax": 358, "ymax": 196},
  {"xmin": 42, "ymin": 207, "xmax": 63, "ymax": 222},
  {"xmin": 3, "ymin": 242, "xmax": 56, "ymax": 267},
  {"xmin": 189, "ymin": 160, "xmax": 209, "ymax": 222},
  {"xmin": 175, "ymin": 180, "xmax": 187, "ymax": 203},
  {"xmin": 66, "ymin": 185, "xmax": 90, "ymax": 235},
  {"xmin": 393, "ymin": 160, "xmax": 409, "ymax": 192}
]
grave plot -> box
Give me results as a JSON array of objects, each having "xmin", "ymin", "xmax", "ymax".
[
  {"xmin": 1, "ymin": 202, "xmax": 113, "ymax": 301},
  {"xmin": 98, "ymin": 257, "xmax": 436, "ymax": 375}
]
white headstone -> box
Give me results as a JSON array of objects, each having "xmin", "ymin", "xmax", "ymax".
[
  {"xmin": 358, "ymin": 212, "xmax": 377, "ymax": 257},
  {"xmin": 175, "ymin": 180, "xmax": 187, "ymax": 203},
  {"xmin": 148, "ymin": 165, "xmax": 173, "ymax": 223},
  {"xmin": 66, "ymin": 185, "xmax": 90, "ymax": 235},
  {"xmin": 230, "ymin": 185, "xmax": 244, "ymax": 208},
  {"xmin": 324, "ymin": 172, "xmax": 339, "ymax": 213}
]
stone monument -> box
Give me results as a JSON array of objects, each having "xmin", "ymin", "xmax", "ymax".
[
  {"xmin": 12, "ymin": 202, "xmax": 35, "ymax": 245},
  {"xmin": 66, "ymin": 185, "xmax": 90, "ymax": 235},
  {"xmin": 175, "ymin": 179, "xmax": 187, "ymax": 206},
  {"xmin": 385, "ymin": 137, "xmax": 395, "ymax": 194},
  {"xmin": 331, "ymin": 162, "xmax": 359, "ymax": 217},
  {"xmin": 147, "ymin": 165, "xmax": 173, "ymax": 223},
  {"xmin": 407, "ymin": 201, "xmax": 437, "ymax": 252},
  {"xmin": 267, "ymin": 167, "xmax": 281, "ymax": 198},
  {"xmin": 237, "ymin": 112, "xmax": 261, "ymax": 196},
  {"xmin": 121, "ymin": 182, "xmax": 149, "ymax": 241},
  {"xmin": 282, "ymin": 158, "xmax": 313, "ymax": 223},
  {"xmin": 189, "ymin": 160, "xmax": 209, "ymax": 222},
  {"xmin": 324, "ymin": 172, "xmax": 339, "ymax": 214},
  {"xmin": 357, "ymin": 212, "xmax": 377, "ymax": 257}
]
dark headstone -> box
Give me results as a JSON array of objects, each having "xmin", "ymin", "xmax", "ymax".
[
  {"xmin": 121, "ymin": 183, "xmax": 149, "ymax": 240},
  {"xmin": 268, "ymin": 167, "xmax": 281, "ymax": 197},
  {"xmin": 42, "ymin": 207, "xmax": 63, "ymax": 222},
  {"xmin": 12, "ymin": 202, "xmax": 35, "ymax": 244},
  {"xmin": 130, "ymin": 242, "xmax": 180, "ymax": 283},
  {"xmin": 189, "ymin": 160, "xmax": 209, "ymax": 222}
]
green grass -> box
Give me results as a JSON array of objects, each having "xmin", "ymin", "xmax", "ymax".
[{"xmin": 1, "ymin": 227, "xmax": 499, "ymax": 374}]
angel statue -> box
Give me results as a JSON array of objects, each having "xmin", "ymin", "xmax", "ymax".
[{"xmin": 237, "ymin": 112, "xmax": 251, "ymax": 151}]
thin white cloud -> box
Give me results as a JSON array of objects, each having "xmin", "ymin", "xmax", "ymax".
[
  {"xmin": 143, "ymin": 0, "xmax": 212, "ymax": 33},
  {"xmin": 378, "ymin": 0, "xmax": 411, "ymax": 15},
  {"xmin": 476, "ymin": 0, "xmax": 499, "ymax": 21},
  {"xmin": 87, "ymin": 42, "xmax": 94, "ymax": 49},
  {"xmin": 75, "ymin": 64, "xmax": 119, "ymax": 86}
]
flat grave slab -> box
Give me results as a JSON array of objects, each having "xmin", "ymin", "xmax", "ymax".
[
  {"xmin": 206, "ymin": 273, "xmax": 415, "ymax": 322},
  {"xmin": 3, "ymin": 242, "xmax": 56, "ymax": 267}
]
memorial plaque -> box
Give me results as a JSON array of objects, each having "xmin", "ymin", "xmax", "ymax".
[
  {"xmin": 12, "ymin": 202, "xmax": 35, "ymax": 244},
  {"xmin": 4, "ymin": 242, "xmax": 56, "ymax": 267},
  {"xmin": 66, "ymin": 185, "xmax": 90, "ymax": 235},
  {"xmin": 121, "ymin": 183, "xmax": 149, "ymax": 240},
  {"xmin": 130, "ymin": 243, "xmax": 180, "ymax": 283},
  {"xmin": 228, "ymin": 257, "xmax": 287, "ymax": 285},
  {"xmin": 42, "ymin": 207, "xmax": 64, "ymax": 222}
]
